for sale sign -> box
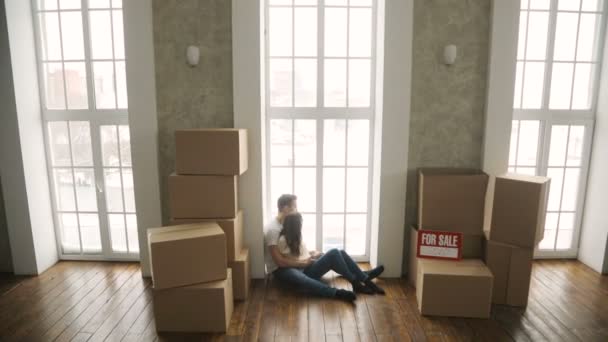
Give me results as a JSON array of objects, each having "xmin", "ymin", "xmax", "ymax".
[{"xmin": 416, "ymin": 230, "xmax": 463, "ymax": 260}]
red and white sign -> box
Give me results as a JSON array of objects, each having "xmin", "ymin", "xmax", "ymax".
[{"xmin": 417, "ymin": 230, "xmax": 463, "ymax": 260}]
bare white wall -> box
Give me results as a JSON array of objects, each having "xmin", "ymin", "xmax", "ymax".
[
  {"xmin": 123, "ymin": 0, "xmax": 163, "ymax": 277},
  {"xmin": 0, "ymin": 0, "xmax": 58, "ymax": 275},
  {"xmin": 579, "ymin": 33, "xmax": 608, "ymax": 274}
]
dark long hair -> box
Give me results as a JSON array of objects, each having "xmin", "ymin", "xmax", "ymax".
[{"xmin": 280, "ymin": 213, "xmax": 303, "ymax": 257}]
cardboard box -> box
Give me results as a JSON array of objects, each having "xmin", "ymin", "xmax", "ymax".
[
  {"xmin": 170, "ymin": 210, "xmax": 244, "ymax": 262},
  {"xmin": 148, "ymin": 223, "xmax": 227, "ymax": 289},
  {"xmin": 154, "ymin": 269, "xmax": 234, "ymax": 332},
  {"xmin": 175, "ymin": 129, "xmax": 248, "ymax": 175},
  {"xmin": 416, "ymin": 259, "xmax": 493, "ymax": 318},
  {"xmin": 408, "ymin": 226, "xmax": 484, "ymax": 286},
  {"xmin": 169, "ymin": 173, "xmax": 238, "ymax": 219},
  {"xmin": 229, "ymin": 248, "xmax": 250, "ymax": 300},
  {"xmin": 484, "ymin": 238, "xmax": 533, "ymax": 306},
  {"xmin": 418, "ymin": 168, "xmax": 489, "ymax": 235},
  {"xmin": 488, "ymin": 173, "xmax": 550, "ymax": 248}
]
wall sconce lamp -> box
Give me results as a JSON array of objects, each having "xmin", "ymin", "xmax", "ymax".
[
  {"xmin": 443, "ymin": 44, "xmax": 457, "ymax": 65},
  {"xmin": 186, "ymin": 45, "xmax": 200, "ymax": 67}
]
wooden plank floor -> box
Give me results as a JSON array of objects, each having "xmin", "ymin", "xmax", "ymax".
[{"xmin": 0, "ymin": 260, "xmax": 606, "ymax": 341}]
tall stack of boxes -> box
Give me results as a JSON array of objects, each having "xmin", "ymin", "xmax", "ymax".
[
  {"xmin": 484, "ymin": 174, "xmax": 550, "ymax": 306},
  {"xmin": 148, "ymin": 128, "xmax": 250, "ymax": 333},
  {"xmin": 409, "ymin": 169, "xmax": 551, "ymax": 319}
]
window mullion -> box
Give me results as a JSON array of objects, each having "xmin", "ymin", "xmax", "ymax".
[
  {"xmin": 541, "ymin": 0, "xmax": 558, "ymax": 110},
  {"xmin": 109, "ymin": 8, "xmax": 118, "ymax": 109},
  {"xmin": 81, "ymin": 0, "xmax": 97, "ymax": 111},
  {"xmin": 55, "ymin": 5, "xmax": 69, "ymax": 109},
  {"xmin": 568, "ymin": 1, "xmax": 584, "ymax": 110}
]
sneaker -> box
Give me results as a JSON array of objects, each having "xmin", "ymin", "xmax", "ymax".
[
  {"xmin": 364, "ymin": 279, "xmax": 385, "ymax": 295},
  {"xmin": 351, "ymin": 281, "xmax": 375, "ymax": 294},
  {"xmin": 364, "ymin": 265, "xmax": 385, "ymax": 280},
  {"xmin": 335, "ymin": 289, "xmax": 356, "ymax": 302}
]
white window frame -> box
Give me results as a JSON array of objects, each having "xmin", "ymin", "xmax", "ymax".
[
  {"xmin": 31, "ymin": 0, "xmax": 138, "ymax": 261},
  {"xmin": 263, "ymin": 0, "xmax": 378, "ymax": 261},
  {"xmin": 512, "ymin": 0, "xmax": 608, "ymax": 258}
]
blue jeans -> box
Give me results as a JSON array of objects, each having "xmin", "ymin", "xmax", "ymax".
[{"xmin": 273, "ymin": 248, "xmax": 368, "ymax": 298}]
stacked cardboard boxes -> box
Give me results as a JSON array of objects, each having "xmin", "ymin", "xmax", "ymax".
[
  {"xmin": 148, "ymin": 223, "xmax": 233, "ymax": 332},
  {"xmin": 484, "ymin": 174, "xmax": 550, "ymax": 306},
  {"xmin": 411, "ymin": 168, "xmax": 493, "ymax": 318},
  {"xmin": 148, "ymin": 129, "xmax": 250, "ymax": 333},
  {"xmin": 169, "ymin": 128, "xmax": 251, "ymax": 301}
]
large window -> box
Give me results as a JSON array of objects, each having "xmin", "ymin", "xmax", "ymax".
[
  {"xmin": 265, "ymin": 0, "xmax": 377, "ymax": 259},
  {"xmin": 34, "ymin": 0, "xmax": 138, "ymax": 259},
  {"xmin": 510, "ymin": 0, "xmax": 606, "ymax": 256}
]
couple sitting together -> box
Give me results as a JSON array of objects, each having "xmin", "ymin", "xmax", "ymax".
[{"xmin": 264, "ymin": 194, "xmax": 385, "ymax": 302}]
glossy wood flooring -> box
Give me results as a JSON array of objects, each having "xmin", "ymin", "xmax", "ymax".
[{"xmin": 0, "ymin": 260, "xmax": 606, "ymax": 341}]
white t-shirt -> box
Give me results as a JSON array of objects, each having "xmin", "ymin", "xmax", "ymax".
[
  {"xmin": 264, "ymin": 218, "xmax": 283, "ymax": 274},
  {"xmin": 277, "ymin": 235, "xmax": 310, "ymax": 260}
]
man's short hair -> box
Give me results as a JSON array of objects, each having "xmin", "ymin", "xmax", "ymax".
[{"xmin": 277, "ymin": 194, "xmax": 297, "ymax": 212}]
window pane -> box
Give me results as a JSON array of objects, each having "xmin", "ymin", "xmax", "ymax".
[
  {"xmin": 295, "ymin": 0, "xmax": 317, "ymax": 5},
  {"xmin": 122, "ymin": 168, "xmax": 135, "ymax": 213},
  {"xmin": 294, "ymin": 168, "xmax": 316, "ymax": 212},
  {"xmin": 294, "ymin": 59, "xmax": 317, "ymax": 107},
  {"xmin": 104, "ymin": 168, "xmax": 123, "ymax": 212},
  {"xmin": 345, "ymin": 214, "xmax": 366, "ymax": 255},
  {"xmin": 326, "ymin": 0, "xmax": 347, "ymax": 5},
  {"xmin": 271, "ymin": 168, "xmax": 293, "ymax": 212},
  {"xmin": 64, "ymin": 62, "xmax": 88, "ymax": 109},
  {"xmin": 509, "ymin": 121, "xmax": 519, "ymax": 166},
  {"xmin": 112, "ymin": 0, "xmax": 122, "ymax": 8},
  {"xmin": 48, "ymin": 121, "xmax": 72, "ymax": 166},
  {"xmin": 294, "ymin": 7, "xmax": 317, "ymax": 57},
  {"xmin": 44, "ymin": 62, "xmax": 66, "ymax": 109},
  {"xmin": 54, "ymin": 168, "xmax": 76, "ymax": 211},
  {"xmin": 577, "ymin": 14, "xmax": 600, "ymax": 62},
  {"xmin": 74, "ymin": 168, "xmax": 97, "ymax": 211},
  {"xmin": 93, "ymin": 61, "xmax": 116, "ymax": 109},
  {"xmin": 571, "ymin": 63, "xmax": 593, "ymax": 110},
  {"xmin": 101, "ymin": 125, "xmax": 120, "ymax": 166},
  {"xmin": 269, "ymin": 7, "xmax": 293, "ymax": 56},
  {"xmin": 558, "ymin": 0, "xmax": 581, "ymax": 10},
  {"xmin": 556, "ymin": 229, "xmax": 574, "ymax": 250},
  {"xmin": 301, "ymin": 213, "xmax": 316, "ymax": 252},
  {"xmin": 60, "ymin": 12, "xmax": 85, "ymax": 60},
  {"xmin": 89, "ymin": 0, "xmax": 110, "ymax": 8},
  {"xmin": 271, "ymin": 119, "xmax": 293, "ymax": 166},
  {"xmin": 530, "ymin": 0, "xmax": 550, "ymax": 9},
  {"xmin": 115, "ymin": 61, "xmax": 128, "ymax": 108},
  {"xmin": 348, "ymin": 59, "xmax": 371, "ymax": 107},
  {"xmin": 554, "ymin": 13, "xmax": 579, "ymax": 61},
  {"xmin": 566, "ymin": 126, "xmax": 585, "ymax": 166},
  {"xmin": 112, "ymin": 10, "xmax": 124, "ymax": 59},
  {"xmin": 109, "ymin": 214, "xmax": 127, "ymax": 252},
  {"xmin": 323, "ymin": 214, "xmax": 344, "ymax": 252},
  {"xmin": 559, "ymin": 212, "xmax": 575, "ymax": 230},
  {"xmin": 323, "ymin": 168, "xmax": 345, "ymax": 212},
  {"xmin": 323, "ymin": 119, "xmax": 346, "ymax": 166},
  {"xmin": 126, "ymin": 214, "xmax": 139, "ymax": 253},
  {"xmin": 118, "ymin": 125, "xmax": 132, "ymax": 166},
  {"xmin": 324, "ymin": 59, "xmax": 347, "ymax": 107},
  {"xmin": 346, "ymin": 168, "xmax": 368, "ymax": 212},
  {"xmin": 525, "ymin": 11, "xmax": 549, "ymax": 60},
  {"xmin": 521, "ymin": 0, "xmax": 529, "ymax": 9},
  {"xmin": 516, "ymin": 120, "xmax": 539, "ymax": 166},
  {"xmin": 517, "ymin": 11, "xmax": 528, "ymax": 60},
  {"xmin": 39, "ymin": 13, "xmax": 62, "ymax": 61},
  {"xmin": 294, "ymin": 120, "xmax": 316, "ymax": 166},
  {"xmin": 59, "ymin": 213, "xmax": 80, "ymax": 253},
  {"xmin": 347, "ymin": 120, "xmax": 369, "ymax": 166},
  {"xmin": 70, "ymin": 121, "xmax": 94, "ymax": 167},
  {"xmin": 79, "ymin": 213, "xmax": 101, "ymax": 253},
  {"xmin": 513, "ymin": 62, "xmax": 523, "ymax": 108},
  {"xmin": 269, "ymin": 58, "xmax": 293, "ymax": 107},
  {"xmin": 582, "ymin": 0, "xmax": 604, "ymax": 11},
  {"xmin": 350, "ymin": 0, "xmax": 372, "ymax": 5},
  {"xmin": 349, "ymin": 8, "xmax": 372, "ymax": 57},
  {"xmin": 89, "ymin": 11, "xmax": 114, "ymax": 59},
  {"xmin": 539, "ymin": 229, "xmax": 556, "ymax": 250},
  {"xmin": 515, "ymin": 167, "xmax": 536, "ymax": 175},
  {"xmin": 38, "ymin": 0, "xmax": 58, "ymax": 10},
  {"xmin": 325, "ymin": 7, "xmax": 347, "ymax": 57},
  {"xmin": 549, "ymin": 63, "xmax": 574, "ymax": 109},
  {"xmin": 547, "ymin": 167, "xmax": 564, "ymax": 211},
  {"xmin": 549, "ymin": 125, "xmax": 569, "ymax": 166},
  {"xmin": 522, "ymin": 62, "xmax": 545, "ymax": 109},
  {"xmin": 561, "ymin": 168, "xmax": 580, "ymax": 211}
]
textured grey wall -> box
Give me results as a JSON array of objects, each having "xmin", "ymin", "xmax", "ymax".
[
  {"xmin": 402, "ymin": 0, "xmax": 491, "ymax": 273},
  {"xmin": 152, "ymin": 0, "xmax": 234, "ymax": 222},
  {"xmin": 0, "ymin": 178, "xmax": 13, "ymax": 272}
]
